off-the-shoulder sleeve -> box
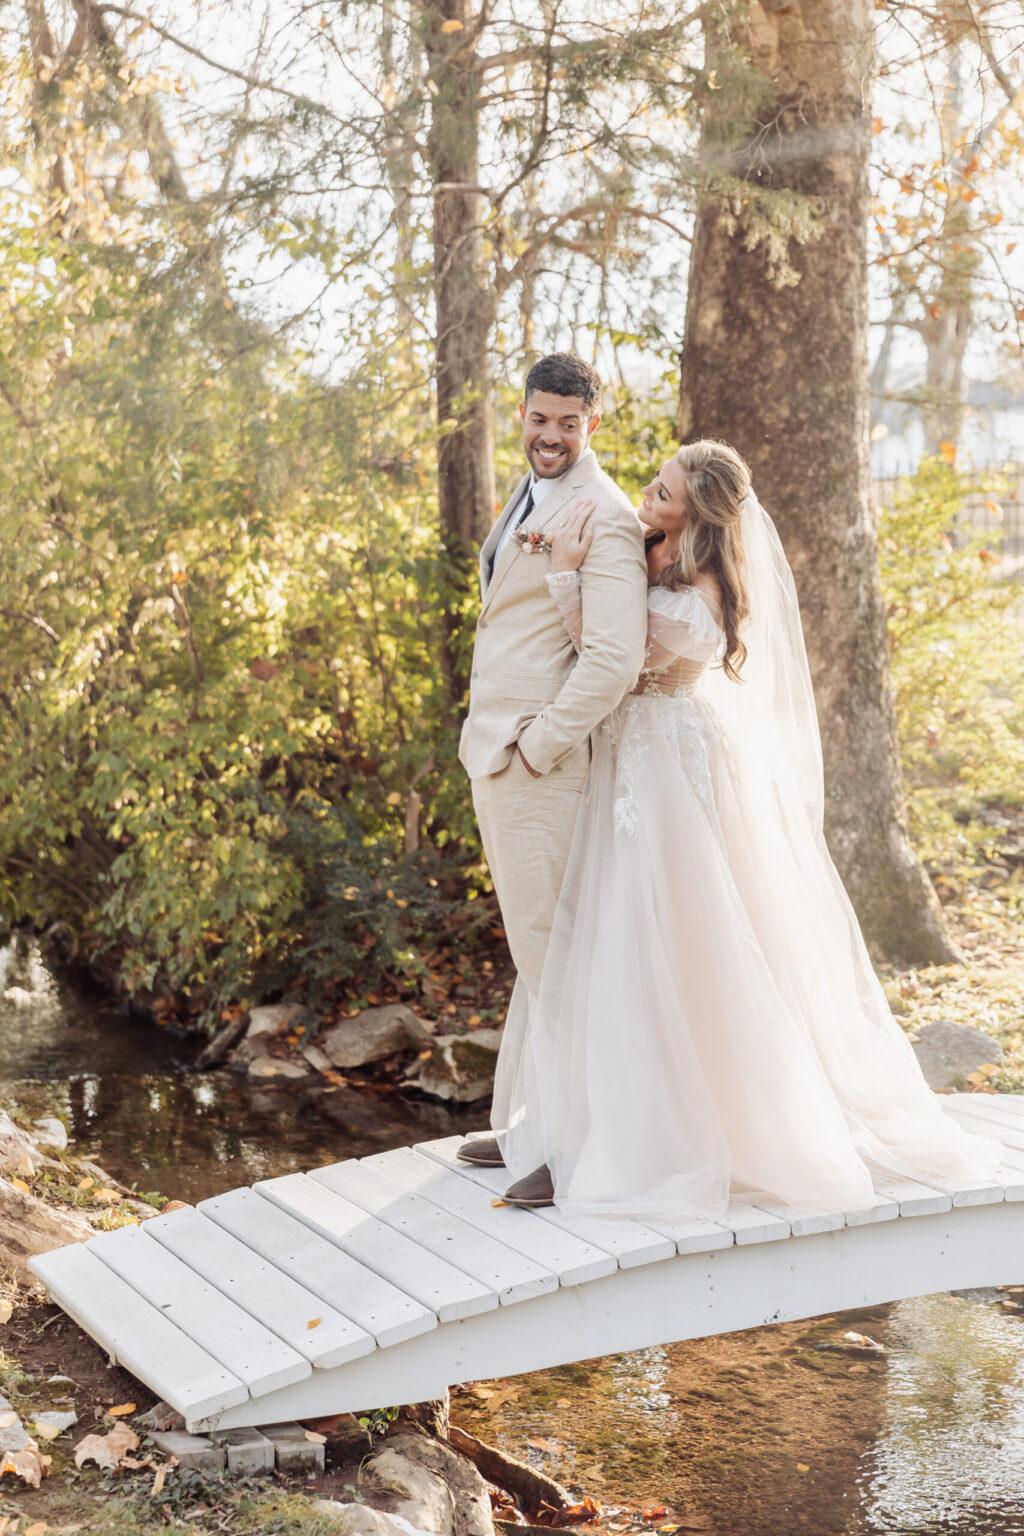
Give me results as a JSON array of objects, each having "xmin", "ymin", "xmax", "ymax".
[{"xmin": 643, "ymin": 587, "xmax": 723, "ymax": 675}]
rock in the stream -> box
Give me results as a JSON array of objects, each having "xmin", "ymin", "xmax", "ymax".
[
  {"xmin": 366, "ymin": 1430, "xmax": 494, "ymax": 1536},
  {"xmin": 31, "ymin": 1117, "xmax": 68, "ymax": 1153},
  {"xmin": 231, "ymin": 1003, "xmax": 314, "ymax": 1069},
  {"xmin": 912, "ymin": 1020, "xmax": 1004, "ymax": 1090},
  {"xmin": 246, "ymin": 1056, "xmax": 317, "ymax": 1083},
  {"xmin": 409, "ymin": 1031, "xmax": 502, "ymax": 1104},
  {"xmin": 322, "ymin": 1005, "xmax": 429, "ymax": 1070}
]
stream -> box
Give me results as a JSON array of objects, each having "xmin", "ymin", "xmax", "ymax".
[{"xmin": 4, "ymin": 934, "xmax": 1024, "ymax": 1534}]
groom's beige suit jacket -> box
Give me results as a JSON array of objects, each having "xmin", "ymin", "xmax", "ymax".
[{"xmin": 459, "ymin": 451, "xmax": 648, "ymax": 780}]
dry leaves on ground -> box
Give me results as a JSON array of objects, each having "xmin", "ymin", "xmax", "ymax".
[
  {"xmin": 74, "ymin": 1422, "xmax": 140, "ymax": 1471},
  {"xmin": 0, "ymin": 1441, "xmax": 49, "ymax": 1488}
]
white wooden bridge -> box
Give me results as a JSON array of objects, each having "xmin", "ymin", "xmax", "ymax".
[{"xmin": 30, "ymin": 1094, "xmax": 1024, "ymax": 1435}]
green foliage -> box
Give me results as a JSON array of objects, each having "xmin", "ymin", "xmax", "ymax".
[
  {"xmin": 880, "ymin": 459, "xmax": 1024, "ymax": 874},
  {"xmin": 0, "ymin": 188, "xmax": 475, "ymax": 1022}
]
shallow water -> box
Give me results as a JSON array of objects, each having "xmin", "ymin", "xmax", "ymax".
[
  {"xmin": 0, "ymin": 934, "xmax": 487, "ymax": 1202},
  {"xmin": 5, "ymin": 935, "xmax": 1024, "ymax": 1532}
]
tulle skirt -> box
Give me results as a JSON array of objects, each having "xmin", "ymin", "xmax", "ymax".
[{"xmin": 493, "ymin": 689, "xmax": 999, "ymax": 1221}]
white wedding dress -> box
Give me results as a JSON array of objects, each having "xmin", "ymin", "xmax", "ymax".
[{"xmin": 492, "ymin": 496, "xmax": 999, "ymax": 1221}]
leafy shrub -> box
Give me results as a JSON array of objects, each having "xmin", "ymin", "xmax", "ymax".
[{"xmin": 880, "ymin": 459, "xmax": 1024, "ymax": 874}]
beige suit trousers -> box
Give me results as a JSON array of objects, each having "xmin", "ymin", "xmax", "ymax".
[{"xmin": 472, "ymin": 743, "xmax": 589, "ymax": 998}]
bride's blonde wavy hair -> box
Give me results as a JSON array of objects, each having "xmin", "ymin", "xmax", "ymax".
[{"xmin": 653, "ymin": 439, "xmax": 751, "ymax": 681}]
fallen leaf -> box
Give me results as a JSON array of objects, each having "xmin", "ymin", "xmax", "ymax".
[
  {"xmin": 441, "ymin": 16, "xmax": 464, "ymax": 29},
  {"xmin": 74, "ymin": 1422, "xmax": 140, "ymax": 1471},
  {"xmin": 0, "ymin": 1300, "xmax": 11, "ymax": 1325},
  {"xmin": 527, "ymin": 1437, "xmax": 562, "ymax": 1455},
  {"xmin": 24, "ymin": 1522, "xmax": 48, "ymax": 1536},
  {"xmin": 107, "ymin": 1403, "xmax": 137, "ymax": 1417},
  {"xmin": 152, "ymin": 1463, "xmax": 168, "ymax": 1496},
  {"xmin": 642, "ymin": 1509, "xmax": 667, "ymax": 1521},
  {"xmin": 16, "ymin": 1153, "xmax": 36, "ymax": 1178},
  {"xmin": 491, "ymin": 1198, "xmax": 509, "ymax": 1208},
  {"xmin": 307, "ymin": 1317, "xmax": 322, "ymax": 1331},
  {"xmin": 33, "ymin": 1422, "xmax": 62, "ymax": 1442},
  {"xmin": 796, "ymin": 1462, "xmax": 810, "ymax": 1472},
  {"xmin": 92, "ymin": 1189, "xmax": 122, "ymax": 1205},
  {"xmin": 77, "ymin": 1176, "xmax": 94, "ymax": 1190},
  {"xmin": 162, "ymin": 1200, "xmax": 188, "ymax": 1215},
  {"xmin": 0, "ymin": 1411, "xmax": 17, "ymax": 1429},
  {"xmin": 304, "ymin": 1430, "xmax": 327, "ymax": 1444},
  {"xmin": 0, "ymin": 1444, "xmax": 46, "ymax": 1487},
  {"xmin": 11, "ymin": 1177, "xmax": 30, "ymax": 1195}
]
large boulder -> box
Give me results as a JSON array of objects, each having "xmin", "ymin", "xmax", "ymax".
[
  {"xmin": 912, "ymin": 1019, "xmax": 1004, "ymax": 1090},
  {"xmin": 409, "ymin": 1030, "xmax": 502, "ymax": 1104},
  {"xmin": 322, "ymin": 1005, "xmax": 429, "ymax": 1070}
]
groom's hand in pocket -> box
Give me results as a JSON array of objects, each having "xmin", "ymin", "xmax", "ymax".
[{"xmin": 518, "ymin": 745, "xmax": 541, "ymax": 778}]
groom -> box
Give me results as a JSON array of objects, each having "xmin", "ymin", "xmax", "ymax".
[{"xmin": 457, "ymin": 353, "xmax": 647, "ymax": 1203}]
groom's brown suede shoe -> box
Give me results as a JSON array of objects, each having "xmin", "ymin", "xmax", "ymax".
[
  {"xmin": 457, "ymin": 1135, "xmax": 505, "ymax": 1168},
  {"xmin": 503, "ymin": 1164, "xmax": 554, "ymax": 1207}
]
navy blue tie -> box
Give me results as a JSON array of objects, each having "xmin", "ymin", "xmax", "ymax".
[{"xmin": 489, "ymin": 485, "xmax": 534, "ymax": 581}]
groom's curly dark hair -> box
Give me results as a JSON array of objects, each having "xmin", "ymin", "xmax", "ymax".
[{"xmin": 524, "ymin": 353, "xmax": 602, "ymax": 414}]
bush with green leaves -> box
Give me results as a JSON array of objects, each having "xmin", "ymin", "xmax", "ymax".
[
  {"xmin": 0, "ymin": 190, "xmax": 476, "ymax": 1021},
  {"xmin": 880, "ymin": 459, "xmax": 1024, "ymax": 875}
]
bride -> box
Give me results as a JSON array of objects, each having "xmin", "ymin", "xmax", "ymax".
[{"xmin": 488, "ymin": 439, "xmax": 998, "ymax": 1218}]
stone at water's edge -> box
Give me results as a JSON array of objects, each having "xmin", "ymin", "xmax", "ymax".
[
  {"xmin": 230, "ymin": 1003, "xmax": 315, "ymax": 1069},
  {"xmin": 409, "ymin": 1030, "xmax": 503, "ymax": 1104},
  {"xmin": 912, "ymin": 1019, "xmax": 1004, "ymax": 1090},
  {"xmin": 322, "ymin": 1004, "xmax": 431, "ymax": 1069}
]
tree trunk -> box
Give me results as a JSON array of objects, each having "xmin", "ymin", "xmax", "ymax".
[
  {"xmin": 679, "ymin": 0, "xmax": 958, "ymax": 964},
  {"xmin": 425, "ymin": 0, "xmax": 497, "ymax": 703}
]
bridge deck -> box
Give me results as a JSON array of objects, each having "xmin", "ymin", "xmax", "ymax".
[{"xmin": 30, "ymin": 1093, "xmax": 1024, "ymax": 1434}]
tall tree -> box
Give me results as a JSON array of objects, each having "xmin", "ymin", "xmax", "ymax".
[{"xmin": 679, "ymin": 0, "xmax": 958, "ymax": 964}]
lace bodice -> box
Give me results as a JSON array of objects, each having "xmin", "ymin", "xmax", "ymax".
[{"xmin": 546, "ymin": 573, "xmax": 724, "ymax": 695}]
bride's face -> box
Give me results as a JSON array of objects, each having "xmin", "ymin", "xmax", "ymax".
[{"xmin": 640, "ymin": 458, "xmax": 689, "ymax": 535}]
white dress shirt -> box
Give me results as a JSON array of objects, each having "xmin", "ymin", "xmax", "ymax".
[{"xmin": 493, "ymin": 448, "xmax": 596, "ymax": 566}]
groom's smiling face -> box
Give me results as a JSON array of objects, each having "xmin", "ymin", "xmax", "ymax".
[{"xmin": 520, "ymin": 390, "xmax": 599, "ymax": 480}]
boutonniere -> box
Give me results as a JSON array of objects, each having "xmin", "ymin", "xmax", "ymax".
[{"xmin": 513, "ymin": 529, "xmax": 553, "ymax": 555}]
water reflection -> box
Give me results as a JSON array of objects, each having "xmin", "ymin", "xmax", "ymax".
[
  {"xmin": 858, "ymin": 1293, "xmax": 1024, "ymax": 1534},
  {"xmin": 0, "ymin": 934, "xmax": 487, "ymax": 1201}
]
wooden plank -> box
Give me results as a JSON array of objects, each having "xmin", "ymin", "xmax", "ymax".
[
  {"xmin": 841, "ymin": 1194, "xmax": 902, "ymax": 1228},
  {"xmin": 29, "ymin": 1243, "xmax": 248, "ymax": 1423},
  {"xmin": 88, "ymin": 1224, "xmax": 311, "ymax": 1398},
  {"xmin": 362, "ymin": 1147, "xmax": 616, "ymax": 1285},
  {"xmin": 746, "ymin": 1198, "xmax": 846, "ymax": 1239},
  {"xmin": 199, "ymin": 1187, "xmax": 432, "ymax": 1349},
  {"xmin": 146, "ymin": 1205, "xmax": 375, "ymax": 1368},
  {"xmin": 872, "ymin": 1177, "xmax": 951, "ymax": 1218},
  {"xmin": 946, "ymin": 1092, "xmax": 1024, "ymax": 1127},
  {"xmin": 946, "ymin": 1094, "xmax": 1024, "ymax": 1139},
  {"xmin": 711, "ymin": 1203, "xmax": 791, "ymax": 1246},
  {"xmin": 309, "ymin": 1160, "xmax": 557, "ymax": 1306},
  {"xmin": 645, "ymin": 1216, "xmax": 736, "ymax": 1256},
  {"xmin": 198, "ymin": 1198, "xmax": 1024, "ymax": 1432},
  {"xmin": 255, "ymin": 1174, "xmax": 497, "ymax": 1324},
  {"xmin": 415, "ymin": 1136, "xmax": 677, "ymax": 1269}
]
